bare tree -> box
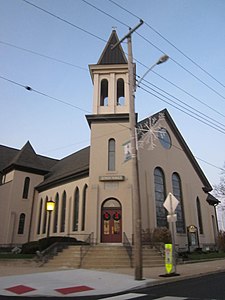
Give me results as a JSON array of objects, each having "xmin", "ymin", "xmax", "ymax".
[{"xmin": 214, "ymin": 164, "xmax": 225, "ymax": 199}]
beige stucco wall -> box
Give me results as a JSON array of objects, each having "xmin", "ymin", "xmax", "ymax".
[
  {"xmin": 88, "ymin": 120, "xmax": 134, "ymax": 243},
  {"xmin": 138, "ymin": 118, "xmax": 216, "ymax": 249},
  {"xmin": 0, "ymin": 170, "xmax": 44, "ymax": 245},
  {"xmin": 33, "ymin": 177, "xmax": 89, "ymax": 242}
]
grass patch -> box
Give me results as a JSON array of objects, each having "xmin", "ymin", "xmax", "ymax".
[
  {"xmin": 0, "ymin": 253, "xmax": 34, "ymax": 259},
  {"xmin": 183, "ymin": 251, "xmax": 225, "ymax": 261}
]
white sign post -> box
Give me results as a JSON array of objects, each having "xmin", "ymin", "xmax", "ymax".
[{"xmin": 163, "ymin": 192, "xmax": 179, "ymax": 275}]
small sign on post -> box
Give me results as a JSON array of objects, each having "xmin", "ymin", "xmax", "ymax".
[
  {"xmin": 165, "ymin": 244, "xmax": 173, "ymax": 274},
  {"xmin": 159, "ymin": 192, "xmax": 180, "ymax": 277}
]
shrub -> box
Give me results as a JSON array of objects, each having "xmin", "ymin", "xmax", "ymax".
[
  {"xmin": 21, "ymin": 236, "xmax": 78, "ymax": 254},
  {"xmin": 152, "ymin": 227, "xmax": 172, "ymax": 244}
]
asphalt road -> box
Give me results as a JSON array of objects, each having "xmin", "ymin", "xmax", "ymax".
[{"xmin": 0, "ymin": 271, "xmax": 225, "ymax": 300}]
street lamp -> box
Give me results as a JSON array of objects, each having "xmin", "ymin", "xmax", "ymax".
[
  {"xmin": 137, "ymin": 54, "xmax": 169, "ymax": 87},
  {"xmin": 46, "ymin": 198, "xmax": 55, "ymax": 238},
  {"xmin": 128, "ymin": 49, "xmax": 169, "ymax": 280},
  {"xmin": 112, "ymin": 22, "xmax": 169, "ymax": 280}
]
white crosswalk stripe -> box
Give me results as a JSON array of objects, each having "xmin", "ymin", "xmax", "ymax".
[
  {"xmin": 101, "ymin": 295, "xmax": 189, "ymax": 300},
  {"xmin": 153, "ymin": 297, "xmax": 188, "ymax": 300},
  {"xmin": 100, "ymin": 293, "xmax": 147, "ymax": 299}
]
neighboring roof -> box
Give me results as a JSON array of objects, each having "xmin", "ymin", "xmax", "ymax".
[
  {"xmin": 36, "ymin": 146, "xmax": 90, "ymax": 192},
  {"xmin": 0, "ymin": 142, "xmax": 58, "ymax": 175},
  {"xmin": 137, "ymin": 109, "xmax": 213, "ymax": 192},
  {"xmin": 206, "ymin": 193, "xmax": 220, "ymax": 206},
  {"xmin": 97, "ymin": 30, "xmax": 128, "ymax": 65}
]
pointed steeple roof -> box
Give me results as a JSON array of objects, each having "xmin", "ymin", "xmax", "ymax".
[
  {"xmin": 98, "ymin": 30, "xmax": 128, "ymax": 65},
  {"xmin": 3, "ymin": 141, "xmax": 49, "ymax": 174}
]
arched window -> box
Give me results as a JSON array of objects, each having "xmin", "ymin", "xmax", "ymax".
[
  {"xmin": 81, "ymin": 184, "xmax": 88, "ymax": 231},
  {"xmin": 100, "ymin": 79, "xmax": 108, "ymax": 106},
  {"xmin": 172, "ymin": 172, "xmax": 185, "ymax": 233},
  {"xmin": 108, "ymin": 138, "xmax": 115, "ymax": 171},
  {"xmin": 22, "ymin": 177, "xmax": 30, "ymax": 199},
  {"xmin": 196, "ymin": 197, "xmax": 203, "ymax": 234},
  {"xmin": 18, "ymin": 213, "xmax": 25, "ymax": 234},
  {"xmin": 117, "ymin": 78, "xmax": 125, "ymax": 105},
  {"xmin": 73, "ymin": 188, "xmax": 79, "ymax": 231},
  {"xmin": 154, "ymin": 167, "xmax": 167, "ymax": 227},
  {"xmin": 37, "ymin": 198, "xmax": 43, "ymax": 234},
  {"xmin": 42, "ymin": 197, "xmax": 48, "ymax": 234},
  {"xmin": 60, "ymin": 191, "xmax": 66, "ymax": 232},
  {"xmin": 53, "ymin": 193, "xmax": 59, "ymax": 233}
]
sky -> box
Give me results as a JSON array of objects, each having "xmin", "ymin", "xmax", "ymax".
[{"xmin": 1, "ymin": 0, "xmax": 225, "ymax": 190}]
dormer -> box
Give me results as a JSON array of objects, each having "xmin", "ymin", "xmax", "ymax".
[{"xmin": 89, "ymin": 30, "xmax": 131, "ymax": 115}]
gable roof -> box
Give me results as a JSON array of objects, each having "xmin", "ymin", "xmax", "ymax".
[
  {"xmin": 137, "ymin": 109, "xmax": 212, "ymax": 192},
  {"xmin": 0, "ymin": 142, "xmax": 58, "ymax": 175},
  {"xmin": 97, "ymin": 30, "xmax": 128, "ymax": 65},
  {"xmin": 36, "ymin": 146, "xmax": 90, "ymax": 191}
]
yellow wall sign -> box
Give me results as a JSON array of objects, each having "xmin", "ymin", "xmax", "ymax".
[{"xmin": 165, "ymin": 244, "xmax": 173, "ymax": 274}]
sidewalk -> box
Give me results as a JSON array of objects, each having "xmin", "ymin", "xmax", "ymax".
[{"xmin": 0, "ymin": 259, "xmax": 225, "ymax": 297}]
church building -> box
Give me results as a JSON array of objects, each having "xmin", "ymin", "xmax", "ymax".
[{"xmin": 0, "ymin": 31, "xmax": 219, "ymax": 253}]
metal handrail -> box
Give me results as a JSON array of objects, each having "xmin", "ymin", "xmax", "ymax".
[
  {"xmin": 80, "ymin": 232, "xmax": 94, "ymax": 267},
  {"xmin": 123, "ymin": 232, "xmax": 133, "ymax": 267},
  {"xmin": 35, "ymin": 242, "xmax": 68, "ymax": 266}
]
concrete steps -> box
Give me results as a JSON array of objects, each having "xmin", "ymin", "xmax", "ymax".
[
  {"xmin": 44, "ymin": 244, "xmax": 164, "ymax": 269},
  {"xmin": 81, "ymin": 245, "xmax": 131, "ymax": 269},
  {"xmin": 142, "ymin": 246, "xmax": 164, "ymax": 267},
  {"xmin": 46, "ymin": 246, "xmax": 81, "ymax": 268}
]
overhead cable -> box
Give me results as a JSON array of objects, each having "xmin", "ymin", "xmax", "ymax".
[{"xmin": 108, "ymin": 0, "xmax": 225, "ymax": 91}]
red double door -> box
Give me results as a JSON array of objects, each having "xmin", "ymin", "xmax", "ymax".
[{"xmin": 101, "ymin": 208, "xmax": 122, "ymax": 243}]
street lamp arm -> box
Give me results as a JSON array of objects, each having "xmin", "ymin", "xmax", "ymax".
[{"xmin": 136, "ymin": 54, "xmax": 169, "ymax": 87}]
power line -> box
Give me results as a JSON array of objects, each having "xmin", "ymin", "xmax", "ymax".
[
  {"xmin": 22, "ymin": 0, "xmax": 225, "ymax": 112},
  {"xmin": 1, "ymin": 74, "xmax": 223, "ymax": 175},
  {"xmin": 0, "ymin": 40, "xmax": 88, "ymax": 71},
  {"xmin": 81, "ymin": 0, "xmax": 129, "ymax": 29},
  {"xmin": 150, "ymin": 70, "xmax": 225, "ymax": 120},
  {"xmin": 0, "ymin": 74, "xmax": 130, "ymax": 130},
  {"xmin": 80, "ymin": 0, "xmax": 225, "ymax": 120},
  {"xmin": 108, "ymin": 0, "xmax": 225, "ymax": 92},
  {"xmin": 138, "ymin": 77, "xmax": 225, "ymax": 131},
  {"xmin": 139, "ymin": 84, "xmax": 225, "ymax": 135},
  {"xmin": 21, "ymin": 0, "xmax": 107, "ymax": 43}
]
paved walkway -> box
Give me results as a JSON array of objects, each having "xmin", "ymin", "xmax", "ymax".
[{"xmin": 0, "ymin": 259, "xmax": 225, "ymax": 297}]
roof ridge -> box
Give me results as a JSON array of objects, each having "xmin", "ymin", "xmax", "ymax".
[{"xmin": 97, "ymin": 30, "xmax": 128, "ymax": 65}]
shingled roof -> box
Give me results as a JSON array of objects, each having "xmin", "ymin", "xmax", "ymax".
[
  {"xmin": 0, "ymin": 141, "xmax": 58, "ymax": 175},
  {"xmin": 36, "ymin": 146, "xmax": 90, "ymax": 191},
  {"xmin": 97, "ymin": 30, "xmax": 128, "ymax": 65}
]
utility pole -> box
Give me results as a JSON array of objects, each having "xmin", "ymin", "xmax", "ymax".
[{"xmin": 112, "ymin": 20, "xmax": 143, "ymax": 280}]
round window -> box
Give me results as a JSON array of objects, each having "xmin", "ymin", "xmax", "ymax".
[{"xmin": 158, "ymin": 128, "xmax": 171, "ymax": 149}]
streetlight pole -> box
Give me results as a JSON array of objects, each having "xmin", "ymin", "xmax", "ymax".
[{"xmin": 112, "ymin": 21, "xmax": 169, "ymax": 280}]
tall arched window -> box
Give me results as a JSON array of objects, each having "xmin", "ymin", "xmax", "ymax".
[
  {"xmin": 117, "ymin": 78, "xmax": 125, "ymax": 105},
  {"xmin": 42, "ymin": 197, "xmax": 48, "ymax": 234},
  {"xmin": 81, "ymin": 184, "xmax": 88, "ymax": 231},
  {"xmin": 172, "ymin": 172, "xmax": 185, "ymax": 233},
  {"xmin": 37, "ymin": 198, "xmax": 43, "ymax": 234},
  {"xmin": 18, "ymin": 213, "xmax": 26, "ymax": 234},
  {"xmin": 60, "ymin": 191, "xmax": 66, "ymax": 232},
  {"xmin": 22, "ymin": 177, "xmax": 30, "ymax": 199},
  {"xmin": 53, "ymin": 193, "xmax": 59, "ymax": 233},
  {"xmin": 100, "ymin": 79, "xmax": 108, "ymax": 106},
  {"xmin": 196, "ymin": 197, "xmax": 203, "ymax": 234},
  {"xmin": 108, "ymin": 138, "xmax": 115, "ymax": 171},
  {"xmin": 154, "ymin": 167, "xmax": 167, "ymax": 227},
  {"xmin": 73, "ymin": 188, "xmax": 79, "ymax": 231}
]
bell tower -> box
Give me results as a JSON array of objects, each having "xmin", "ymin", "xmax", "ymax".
[
  {"xmin": 89, "ymin": 30, "xmax": 130, "ymax": 115},
  {"xmin": 86, "ymin": 30, "xmax": 133, "ymax": 244}
]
